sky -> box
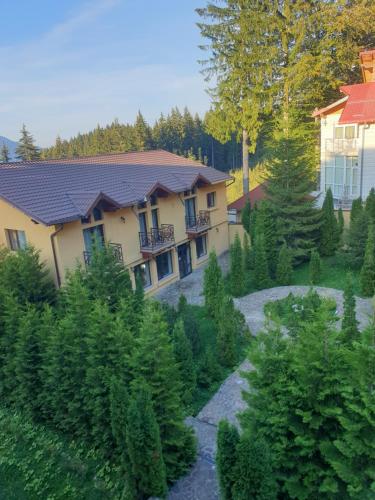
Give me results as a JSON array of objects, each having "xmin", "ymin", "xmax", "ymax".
[{"xmin": 0, "ymin": 0, "xmax": 212, "ymax": 147}]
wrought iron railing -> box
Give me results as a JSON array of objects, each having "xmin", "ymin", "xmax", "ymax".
[
  {"xmin": 139, "ymin": 224, "xmax": 175, "ymax": 251},
  {"xmin": 185, "ymin": 210, "xmax": 211, "ymax": 232},
  {"xmin": 83, "ymin": 242, "xmax": 123, "ymax": 266}
]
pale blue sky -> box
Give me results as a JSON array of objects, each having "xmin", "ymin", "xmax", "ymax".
[{"xmin": 1, "ymin": 0, "xmax": 211, "ymax": 146}]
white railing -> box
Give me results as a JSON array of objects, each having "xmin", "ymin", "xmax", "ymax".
[{"xmin": 325, "ymin": 138, "xmax": 358, "ymax": 154}]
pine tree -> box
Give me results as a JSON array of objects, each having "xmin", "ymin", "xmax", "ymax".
[
  {"xmin": 341, "ymin": 274, "xmax": 359, "ymax": 345},
  {"xmin": 365, "ymin": 187, "xmax": 375, "ymax": 223},
  {"xmin": 216, "ymin": 420, "xmax": 240, "ymax": 500},
  {"xmin": 15, "ymin": 124, "xmax": 40, "ymax": 161},
  {"xmin": 253, "ymin": 233, "xmax": 271, "ymax": 290},
  {"xmin": 172, "ymin": 319, "xmax": 196, "ymax": 407},
  {"xmin": 360, "ymin": 224, "xmax": 375, "ymax": 297},
  {"xmin": 320, "ymin": 188, "xmax": 339, "ymax": 256},
  {"xmin": 337, "ymin": 207, "xmax": 345, "ymax": 239},
  {"xmin": 126, "ymin": 378, "xmax": 167, "ymax": 499},
  {"xmin": 217, "ymin": 296, "xmax": 238, "ymax": 368},
  {"xmin": 0, "ymin": 143, "xmax": 9, "ymax": 162},
  {"xmin": 203, "ymin": 250, "xmax": 225, "ymax": 322},
  {"xmin": 232, "ymin": 434, "xmax": 277, "ymax": 500},
  {"xmin": 229, "ymin": 233, "xmax": 245, "ymax": 297},
  {"xmin": 309, "ymin": 249, "xmax": 321, "ymax": 285},
  {"xmin": 241, "ymin": 199, "xmax": 251, "ymax": 234},
  {"xmin": 132, "ymin": 301, "xmax": 196, "ymax": 481},
  {"xmin": 276, "ymin": 243, "xmax": 293, "ymax": 286}
]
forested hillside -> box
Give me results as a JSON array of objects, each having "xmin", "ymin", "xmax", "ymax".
[{"xmin": 41, "ymin": 108, "xmax": 242, "ymax": 171}]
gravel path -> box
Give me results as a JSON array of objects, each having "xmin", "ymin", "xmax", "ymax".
[{"xmin": 167, "ymin": 285, "xmax": 373, "ymax": 500}]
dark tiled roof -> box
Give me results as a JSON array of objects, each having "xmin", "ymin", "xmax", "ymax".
[
  {"xmin": 0, "ymin": 150, "xmax": 230, "ymax": 226},
  {"xmin": 227, "ymin": 183, "xmax": 267, "ymax": 211}
]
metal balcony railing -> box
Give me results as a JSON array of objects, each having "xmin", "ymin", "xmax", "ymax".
[
  {"xmin": 83, "ymin": 242, "xmax": 123, "ymax": 266},
  {"xmin": 325, "ymin": 138, "xmax": 358, "ymax": 154},
  {"xmin": 185, "ymin": 210, "xmax": 211, "ymax": 234},
  {"xmin": 139, "ymin": 224, "xmax": 175, "ymax": 253}
]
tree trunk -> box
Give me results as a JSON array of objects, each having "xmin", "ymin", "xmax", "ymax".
[{"xmin": 242, "ymin": 129, "xmax": 249, "ymax": 194}]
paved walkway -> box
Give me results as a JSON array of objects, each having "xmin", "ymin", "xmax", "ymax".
[{"xmin": 166, "ymin": 285, "xmax": 373, "ymax": 500}]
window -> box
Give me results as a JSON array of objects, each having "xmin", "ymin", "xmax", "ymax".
[
  {"xmin": 334, "ymin": 125, "xmax": 356, "ymax": 140},
  {"xmin": 325, "ymin": 155, "xmax": 359, "ymax": 198},
  {"xmin": 139, "ymin": 212, "xmax": 148, "ymax": 234},
  {"xmin": 150, "ymin": 194, "xmax": 158, "ymax": 206},
  {"xmin": 134, "ymin": 261, "xmax": 152, "ymax": 288},
  {"xmin": 83, "ymin": 224, "xmax": 104, "ymax": 252},
  {"xmin": 196, "ymin": 234, "xmax": 207, "ymax": 259},
  {"xmin": 81, "ymin": 215, "xmax": 91, "ymax": 224},
  {"xmin": 207, "ymin": 192, "xmax": 216, "ymax": 208},
  {"xmin": 156, "ymin": 250, "xmax": 173, "ymax": 280},
  {"xmin": 151, "ymin": 208, "xmax": 159, "ymax": 228},
  {"xmin": 5, "ymin": 229, "xmax": 27, "ymax": 251},
  {"xmin": 93, "ymin": 207, "xmax": 102, "ymax": 221}
]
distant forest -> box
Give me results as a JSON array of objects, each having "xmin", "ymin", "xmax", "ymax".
[{"xmin": 41, "ymin": 108, "xmax": 242, "ymax": 172}]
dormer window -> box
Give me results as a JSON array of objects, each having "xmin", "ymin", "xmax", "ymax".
[
  {"xmin": 150, "ymin": 194, "xmax": 158, "ymax": 206},
  {"xmin": 93, "ymin": 207, "xmax": 102, "ymax": 221}
]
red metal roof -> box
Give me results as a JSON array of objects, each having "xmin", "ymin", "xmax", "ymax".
[
  {"xmin": 338, "ymin": 83, "xmax": 375, "ymax": 124},
  {"xmin": 227, "ymin": 183, "xmax": 267, "ymax": 211}
]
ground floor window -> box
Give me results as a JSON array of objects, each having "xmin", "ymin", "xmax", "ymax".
[
  {"xmin": 5, "ymin": 229, "xmax": 27, "ymax": 251},
  {"xmin": 83, "ymin": 224, "xmax": 104, "ymax": 252},
  {"xmin": 156, "ymin": 250, "xmax": 173, "ymax": 280},
  {"xmin": 134, "ymin": 261, "xmax": 152, "ymax": 288},
  {"xmin": 196, "ymin": 234, "xmax": 207, "ymax": 259},
  {"xmin": 325, "ymin": 155, "xmax": 359, "ymax": 198}
]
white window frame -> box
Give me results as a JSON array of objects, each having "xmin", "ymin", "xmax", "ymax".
[{"xmin": 325, "ymin": 155, "xmax": 359, "ymax": 198}]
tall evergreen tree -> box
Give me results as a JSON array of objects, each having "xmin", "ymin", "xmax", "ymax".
[
  {"xmin": 341, "ymin": 274, "xmax": 359, "ymax": 345},
  {"xmin": 217, "ymin": 296, "xmax": 238, "ymax": 368},
  {"xmin": 350, "ymin": 197, "xmax": 363, "ymax": 225},
  {"xmin": 253, "ymin": 233, "xmax": 271, "ymax": 290},
  {"xmin": 229, "ymin": 233, "xmax": 245, "ymax": 297},
  {"xmin": 348, "ymin": 209, "xmax": 369, "ymax": 268},
  {"xmin": 360, "ymin": 224, "xmax": 375, "ymax": 297},
  {"xmin": 216, "ymin": 420, "xmax": 240, "ymax": 500},
  {"xmin": 309, "ymin": 249, "xmax": 321, "ymax": 285},
  {"xmin": 242, "ymin": 232, "xmax": 252, "ymax": 272},
  {"xmin": 320, "ymin": 188, "xmax": 339, "ymax": 256},
  {"xmin": 15, "ymin": 124, "xmax": 40, "ymax": 161},
  {"xmin": 0, "ymin": 143, "xmax": 10, "ymax": 162},
  {"xmin": 241, "ymin": 199, "xmax": 251, "ymax": 234},
  {"xmin": 126, "ymin": 378, "xmax": 167, "ymax": 499},
  {"xmin": 276, "ymin": 243, "xmax": 293, "ymax": 286},
  {"xmin": 172, "ymin": 319, "xmax": 196, "ymax": 407},
  {"xmin": 255, "ymin": 201, "xmax": 278, "ymax": 276},
  {"xmin": 203, "ymin": 250, "xmax": 225, "ymax": 322},
  {"xmin": 337, "ymin": 207, "xmax": 345, "ymax": 239},
  {"xmin": 133, "ymin": 111, "xmax": 153, "ymax": 151},
  {"xmin": 365, "ymin": 187, "xmax": 375, "ymax": 223}
]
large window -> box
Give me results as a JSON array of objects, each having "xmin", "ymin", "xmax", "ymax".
[
  {"xmin": 83, "ymin": 224, "xmax": 104, "ymax": 252},
  {"xmin": 334, "ymin": 125, "xmax": 356, "ymax": 140},
  {"xmin": 156, "ymin": 250, "xmax": 173, "ymax": 280},
  {"xmin": 207, "ymin": 191, "xmax": 216, "ymax": 208},
  {"xmin": 134, "ymin": 261, "xmax": 152, "ymax": 288},
  {"xmin": 5, "ymin": 229, "xmax": 27, "ymax": 251},
  {"xmin": 196, "ymin": 234, "xmax": 207, "ymax": 259},
  {"xmin": 325, "ymin": 155, "xmax": 359, "ymax": 198}
]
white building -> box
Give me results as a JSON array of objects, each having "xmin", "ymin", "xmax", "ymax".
[{"xmin": 313, "ymin": 50, "xmax": 375, "ymax": 209}]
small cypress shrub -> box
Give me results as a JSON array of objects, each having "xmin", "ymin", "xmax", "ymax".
[
  {"xmin": 309, "ymin": 249, "xmax": 321, "ymax": 285},
  {"xmin": 341, "ymin": 274, "xmax": 359, "ymax": 344},
  {"xmin": 241, "ymin": 198, "xmax": 251, "ymax": 234},
  {"xmin": 276, "ymin": 243, "xmax": 293, "ymax": 285},
  {"xmin": 229, "ymin": 233, "xmax": 245, "ymax": 297},
  {"xmin": 216, "ymin": 420, "xmax": 240, "ymax": 500},
  {"xmin": 360, "ymin": 224, "xmax": 375, "ymax": 297},
  {"xmin": 254, "ymin": 234, "xmax": 271, "ymax": 290}
]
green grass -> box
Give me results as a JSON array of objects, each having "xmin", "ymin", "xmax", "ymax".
[{"xmin": 292, "ymin": 256, "xmax": 361, "ymax": 295}]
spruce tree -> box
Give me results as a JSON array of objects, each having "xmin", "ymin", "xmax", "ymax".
[
  {"xmin": 126, "ymin": 378, "xmax": 167, "ymax": 499},
  {"xmin": 365, "ymin": 187, "xmax": 375, "ymax": 223},
  {"xmin": 172, "ymin": 319, "xmax": 196, "ymax": 407},
  {"xmin": 309, "ymin": 249, "xmax": 321, "ymax": 285},
  {"xmin": 241, "ymin": 199, "xmax": 251, "ymax": 234},
  {"xmin": 133, "ymin": 111, "xmax": 153, "ymax": 151},
  {"xmin": 276, "ymin": 243, "xmax": 293, "ymax": 286},
  {"xmin": 203, "ymin": 250, "xmax": 225, "ymax": 322},
  {"xmin": 320, "ymin": 188, "xmax": 339, "ymax": 256},
  {"xmin": 229, "ymin": 233, "xmax": 245, "ymax": 297},
  {"xmin": 132, "ymin": 301, "xmax": 196, "ymax": 481},
  {"xmin": 0, "ymin": 143, "xmax": 10, "ymax": 162},
  {"xmin": 253, "ymin": 233, "xmax": 271, "ymax": 290},
  {"xmin": 360, "ymin": 224, "xmax": 375, "ymax": 297},
  {"xmin": 15, "ymin": 124, "xmax": 40, "ymax": 161},
  {"xmin": 232, "ymin": 434, "xmax": 277, "ymax": 500},
  {"xmin": 216, "ymin": 420, "xmax": 240, "ymax": 500},
  {"xmin": 217, "ymin": 296, "xmax": 238, "ymax": 368},
  {"xmin": 341, "ymin": 274, "xmax": 359, "ymax": 345}
]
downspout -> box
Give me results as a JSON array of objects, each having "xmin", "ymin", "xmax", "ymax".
[
  {"xmin": 359, "ymin": 124, "xmax": 369, "ymax": 199},
  {"xmin": 50, "ymin": 224, "xmax": 63, "ymax": 287}
]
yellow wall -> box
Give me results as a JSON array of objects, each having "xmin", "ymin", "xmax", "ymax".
[
  {"xmin": 228, "ymin": 223, "xmax": 247, "ymax": 246},
  {"xmin": 0, "ymin": 181, "xmax": 229, "ymax": 294}
]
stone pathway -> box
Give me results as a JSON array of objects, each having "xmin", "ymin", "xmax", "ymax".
[{"xmin": 166, "ymin": 285, "xmax": 373, "ymax": 500}]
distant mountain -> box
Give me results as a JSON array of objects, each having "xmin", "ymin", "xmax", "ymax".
[{"xmin": 0, "ymin": 136, "xmax": 19, "ymax": 161}]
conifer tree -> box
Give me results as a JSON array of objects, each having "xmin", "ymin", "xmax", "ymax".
[
  {"xmin": 0, "ymin": 143, "xmax": 9, "ymax": 162},
  {"xmin": 216, "ymin": 420, "xmax": 240, "ymax": 500},
  {"xmin": 217, "ymin": 296, "xmax": 238, "ymax": 368},
  {"xmin": 337, "ymin": 207, "xmax": 344, "ymax": 239},
  {"xmin": 203, "ymin": 250, "xmax": 225, "ymax": 322},
  {"xmin": 179, "ymin": 303, "xmax": 201, "ymax": 356},
  {"xmin": 348, "ymin": 209, "xmax": 369, "ymax": 268},
  {"xmin": 249, "ymin": 203, "xmax": 258, "ymax": 244},
  {"xmin": 309, "ymin": 249, "xmax": 321, "ymax": 285},
  {"xmin": 243, "ymin": 231, "xmax": 252, "ymax": 272},
  {"xmin": 177, "ymin": 293, "xmax": 187, "ymax": 314},
  {"xmin": 172, "ymin": 319, "xmax": 196, "ymax": 407},
  {"xmin": 229, "ymin": 233, "xmax": 245, "ymax": 297},
  {"xmin": 15, "ymin": 124, "xmax": 40, "ymax": 161},
  {"xmin": 360, "ymin": 224, "xmax": 375, "ymax": 297},
  {"xmin": 320, "ymin": 188, "xmax": 339, "ymax": 256},
  {"xmin": 350, "ymin": 197, "xmax": 363, "ymax": 225},
  {"xmin": 126, "ymin": 378, "xmax": 167, "ymax": 499},
  {"xmin": 276, "ymin": 243, "xmax": 293, "ymax": 286},
  {"xmin": 341, "ymin": 274, "xmax": 359, "ymax": 344},
  {"xmin": 133, "ymin": 112, "xmax": 153, "ymax": 151},
  {"xmin": 241, "ymin": 199, "xmax": 251, "ymax": 234},
  {"xmin": 365, "ymin": 187, "xmax": 375, "ymax": 223},
  {"xmin": 132, "ymin": 301, "xmax": 196, "ymax": 481},
  {"xmin": 232, "ymin": 434, "xmax": 277, "ymax": 500},
  {"xmin": 253, "ymin": 233, "xmax": 271, "ymax": 290},
  {"xmin": 255, "ymin": 201, "xmax": 278, "ymax": 276}
]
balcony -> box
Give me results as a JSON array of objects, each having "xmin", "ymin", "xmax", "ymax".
[
  {"xmin": 325, "ymin": 138, "xmax": 358, "ymax": 155},
  {"xmin": 83, "ymin": 242, "xmax": 124, "ymax": 266},
  {"xmin": 185, "ymin": 210, "xmax": 211, "ymax": 238},
  {"xmin": 139, "ymin": 224, "xmax": 175, "ymax": 257}
]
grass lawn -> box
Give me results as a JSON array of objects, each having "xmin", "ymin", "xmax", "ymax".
[{"xmin": 292, "ymin": 255, "xmax": 361, "ymax": 295}]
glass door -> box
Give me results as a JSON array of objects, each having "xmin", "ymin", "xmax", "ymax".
[
  {"xmin": 178, "ymin": 242, "xmax": 192, "ymax": 278},
  {"xmin": 185, "ymin": 198, "xmax": 196, "ymax": 228}
]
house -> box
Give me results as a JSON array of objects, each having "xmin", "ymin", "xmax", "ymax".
[
  {"xmin": 313, "ymin": 49, "xmax": 375, "ymax": 210},
  {"xmin": 227, "ymin": 183, "xmax": 267, "ymax": 223},
  {"xmin": 0, "ymin": 150, "xmax": 231, "ymax": 292}
]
